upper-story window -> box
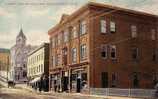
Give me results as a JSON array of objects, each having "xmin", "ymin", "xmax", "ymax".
[
  {"xmin": 152, "ymin": 49, "xmax": 157, "ymax": 61},
  {"xmin": 62, "ymin": 47, "xmax": 68, "ymax": 65},
  {"xmin": 110, "ymin": 21, "xmax": 116, "ymax": 33},
  {"xmin": 132, "ymin": 47, "xmax": 139, "ymax": 60},
  {"xmin": 131, "ymin": 25, "xmax": 137, "ymax": 38},
  {"xmin": 80, "ymin": 44, "xmax": 87, "ymax": 60},
  {"xmin": 110, "ymin": 45, "xmax": 116, "ymax": 59},
  {"xmin": 72, "ymin": 26, "xmax": 78, "ymax": 38},
  {"xmin": 51, "ymin": 38, "xmax": 55, "ymax": 48},
  {"xmin": 151, "ymin": 29, "xmax": 156, "ymax": 40},
  {"xmin": 80, "ymin": 20, "xmax": 86, "ymax": 35},
  {"xmin": 72, "ymin": 48, "xmax": 77, "ymax": 63},
  {"xmin": 57, "ymin": 34, "xmax": 61, "ymax": 45},
  {"xmin": 64, "ymin": 30, "xmax": 69, "ymax": 42},
  {"xmin": 56, "ymin": 54, "xmax": 61, "ymax": 66},
  {"xmin": 52, "ymin": 56, "xmax": 55, "ymax": 67},
  {"xmin": 100, "ymin": 18, "xmax": 106, "ymax": 33},
  {"xmin": 101, "ymin": 44, "xmax": 108, "ymax": 59}
]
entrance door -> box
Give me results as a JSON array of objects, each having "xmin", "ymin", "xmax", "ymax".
[
  {"xmin": 63, "ymin": 76, "xmax": 68, "ymax": 91},
  {"xmin": 76, "ymin": 78, "xmax": 81, "ymax": 93},
  {"xmin": 101, "ymin": 72, "xmax": 108, "ymax": 88}
]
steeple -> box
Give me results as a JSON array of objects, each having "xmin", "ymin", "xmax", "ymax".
[
  {"xmin": 16, "ymin": 28, "xmax": 26, "ymax": 46},
  {"xmin": 16, "ymin": 28, "xmax": 26, "ymax": 40}
]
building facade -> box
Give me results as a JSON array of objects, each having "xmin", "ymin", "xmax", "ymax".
[
  {"xmin": 0, "ymin": 48, "xmax": 10, "ymax": 79},
  {"xmin": 48, "ymin": 2, "xmax": 158, "ymax": 93},
  {"xmin": 27, "ymin": 43, "xmax": 49, "ymax": 91},
  {"xmin": 10, "ymin": 29, "xmax": 35, "ymax": 82}
]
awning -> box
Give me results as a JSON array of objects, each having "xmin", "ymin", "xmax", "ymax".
[{"xmin": 30, "ymin": 77, "xmax": 41, "ymax": 83}]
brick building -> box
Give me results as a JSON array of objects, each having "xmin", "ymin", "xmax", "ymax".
[
  {"xmin": 0, "ymin": 48, "xmax": 10, "ymax": 79},
  {"xmin": 48, "ymin": 2, "xmax": 158, "ymax": 93}
]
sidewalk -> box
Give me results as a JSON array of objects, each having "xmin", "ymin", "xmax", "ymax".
[
  {"xmin": 10, "ymin": 85, "xmax": 154, "ymax": 99},
  {"xmin": 38, "ymin": 91, "xmax": 143, "ymax": 99}
]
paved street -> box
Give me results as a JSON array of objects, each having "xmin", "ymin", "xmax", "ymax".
[{"xmin": 0, "ymin": 86, "xmax": 143, "ymax": 99}]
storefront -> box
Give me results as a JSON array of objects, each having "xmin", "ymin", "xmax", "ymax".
[
  {"xmin": 70, "ymin": 66, "xmax": 88, "ymax": 93},
  {"xmin": 29, "ymin": 74, "xmax": 49, "ymax": 92},
  {"xmin": 49, "ymin": 64, "xmax": 89, "ymax": 93}
]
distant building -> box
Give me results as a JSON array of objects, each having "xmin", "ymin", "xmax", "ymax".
[
  {"xmin": 27, "ymin": 43, "xmax": 49, "ymax": 91},
  {"xmin": 10, "ymin": 28, "xmax": 36, "ymax": 82},
  {"xmin": 0, "ymin": 48, "xmax": 10, "ymax": 79},
  {"xmin": 48, "ymin": 2, "xmax": 158, "ymax": 93}
]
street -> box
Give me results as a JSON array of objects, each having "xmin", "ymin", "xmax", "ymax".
[
  {"xmin": 0, "ymin": 87, "xmax": 107, "ymax": 99},
  {"xmin": 0, "ymin": 86, "xmax": 142, "ymax": 99}
]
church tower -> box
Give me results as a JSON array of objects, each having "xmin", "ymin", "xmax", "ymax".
[{"xmin": 16, "ymin": 28, "xmax": 26, "ymax": 46}]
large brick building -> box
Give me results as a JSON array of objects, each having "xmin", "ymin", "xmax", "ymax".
[{"xmin": 48, "ymin": 2, "xmax": 158, "ymax": 93}]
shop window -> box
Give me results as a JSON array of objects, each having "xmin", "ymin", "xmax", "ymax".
[
  {"xmin": 111, "ymin": 73, "xmax": 117, "ymax": 87},
  {"xmin": 101, "ymin": 72, "xmax": 108, "ymax": 88},
  {"xmin": 133, "ymin": 73, "xmax": 139, "ymax": 88}
]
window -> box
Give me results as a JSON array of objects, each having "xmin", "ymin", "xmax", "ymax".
[
  {"xmin": 62, "ymin": 47, "xmax": 68, "ymax": 65},
  {"xmin": 101, "ymin": 72, "xmax": 108, "ymax": 88},
  {"xmin": 100, "ymin": 18, "xmax": 106, "ymax": 33},
  {"xmin": 151, "ymin": 29, "xmax": 156, "ymax": 40},
  {"xmin": 111, "ymin": 73, "xmax": 117, "ymax": 87},
  {"xmin": 57, "ymin": 34, "xmax": 61, "ymax": 45},
  {"xmin": 110, "ymin": 45, "xmax": 116, "ymax": 59},
  {"xmin": 80, "ymin": 44, "xmax": 87, "ymax": 60},
  {"xmin": 133, "ymin": 72, "xmax": 139, "ymax": 88},
  {"xmin": 80, "ymin": 20, "xmax": 86, "ymax": 35},
  {"xmin": 132, "ymin": 48, "xmax": 139, "ymax": 60},
  {"xmin": 72, "ymin": 26, "xmax": 78, "ymax": 38},
  {"xmin": 72, "ymin": 48, "xmax": 77, "ymax": 63},
  {"xmin": 131, "ymin": 25, "xmax": 137, "ymax": 38},
  {"xmin": 101, "ymin": 44, "xmax": 107, "ymax": 59},
  {"xmin": 56, "ymin": 54, "xmax": 61, "ymax": 66},
  {"xmin": 41, "ymin": 64, "xmax": 43, "ymax": 72},
  {"xmin": 52, "ymin": 38, "xmax": 55, "ymax": 48},
  {"xmin": 52, "ymin": 56, "xmax": 55, "ymax": 67},
  {"xmin": 64, "ymin": 30, "xmax": 69, "ymax": 42},
  {"xmin": 39, "ymin": 65, "xmax": 40, "ymax": 72},
  {"xmin": 110, "ymin": 21, "xmax": 116, "ymax": 33},
  {"xmin": 152, "ymin": 50, "xmax": 156, "ymax": 61}
]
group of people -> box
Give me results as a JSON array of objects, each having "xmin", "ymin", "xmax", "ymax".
[{"xmin": 32, "ymin": 75, "xmax": 49, "ymax": 92}]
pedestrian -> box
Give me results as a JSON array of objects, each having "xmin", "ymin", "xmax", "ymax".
[
  {"xmin": 155, "ymin": 83, "xmax": 158, "ymax": 97},
  {"xmin": 54, "ymin": 80, "xmax": 57, "ymax": 92}
]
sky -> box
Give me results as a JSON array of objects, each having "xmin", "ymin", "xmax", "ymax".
[{"xmin": 0, "ymin": 0, "xmax": 158, "ymax": 49}]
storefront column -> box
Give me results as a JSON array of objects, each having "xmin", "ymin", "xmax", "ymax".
[
  {"xmin": 68, "ymin": 69, "xmax": 71, "ymax": 92},
  {"xmin": 59, "ymin": 71, "xmax": 62, "ymax": 92}
]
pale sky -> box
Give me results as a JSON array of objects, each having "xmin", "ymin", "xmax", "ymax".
[{"xmin": 0, "ymin": 0, "xmax": 158, "ymax": 49}]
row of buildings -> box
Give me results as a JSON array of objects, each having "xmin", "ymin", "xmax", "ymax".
[{"xmin": 1, "ymin": 2, "xmax": 158, "ymax": 94}]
